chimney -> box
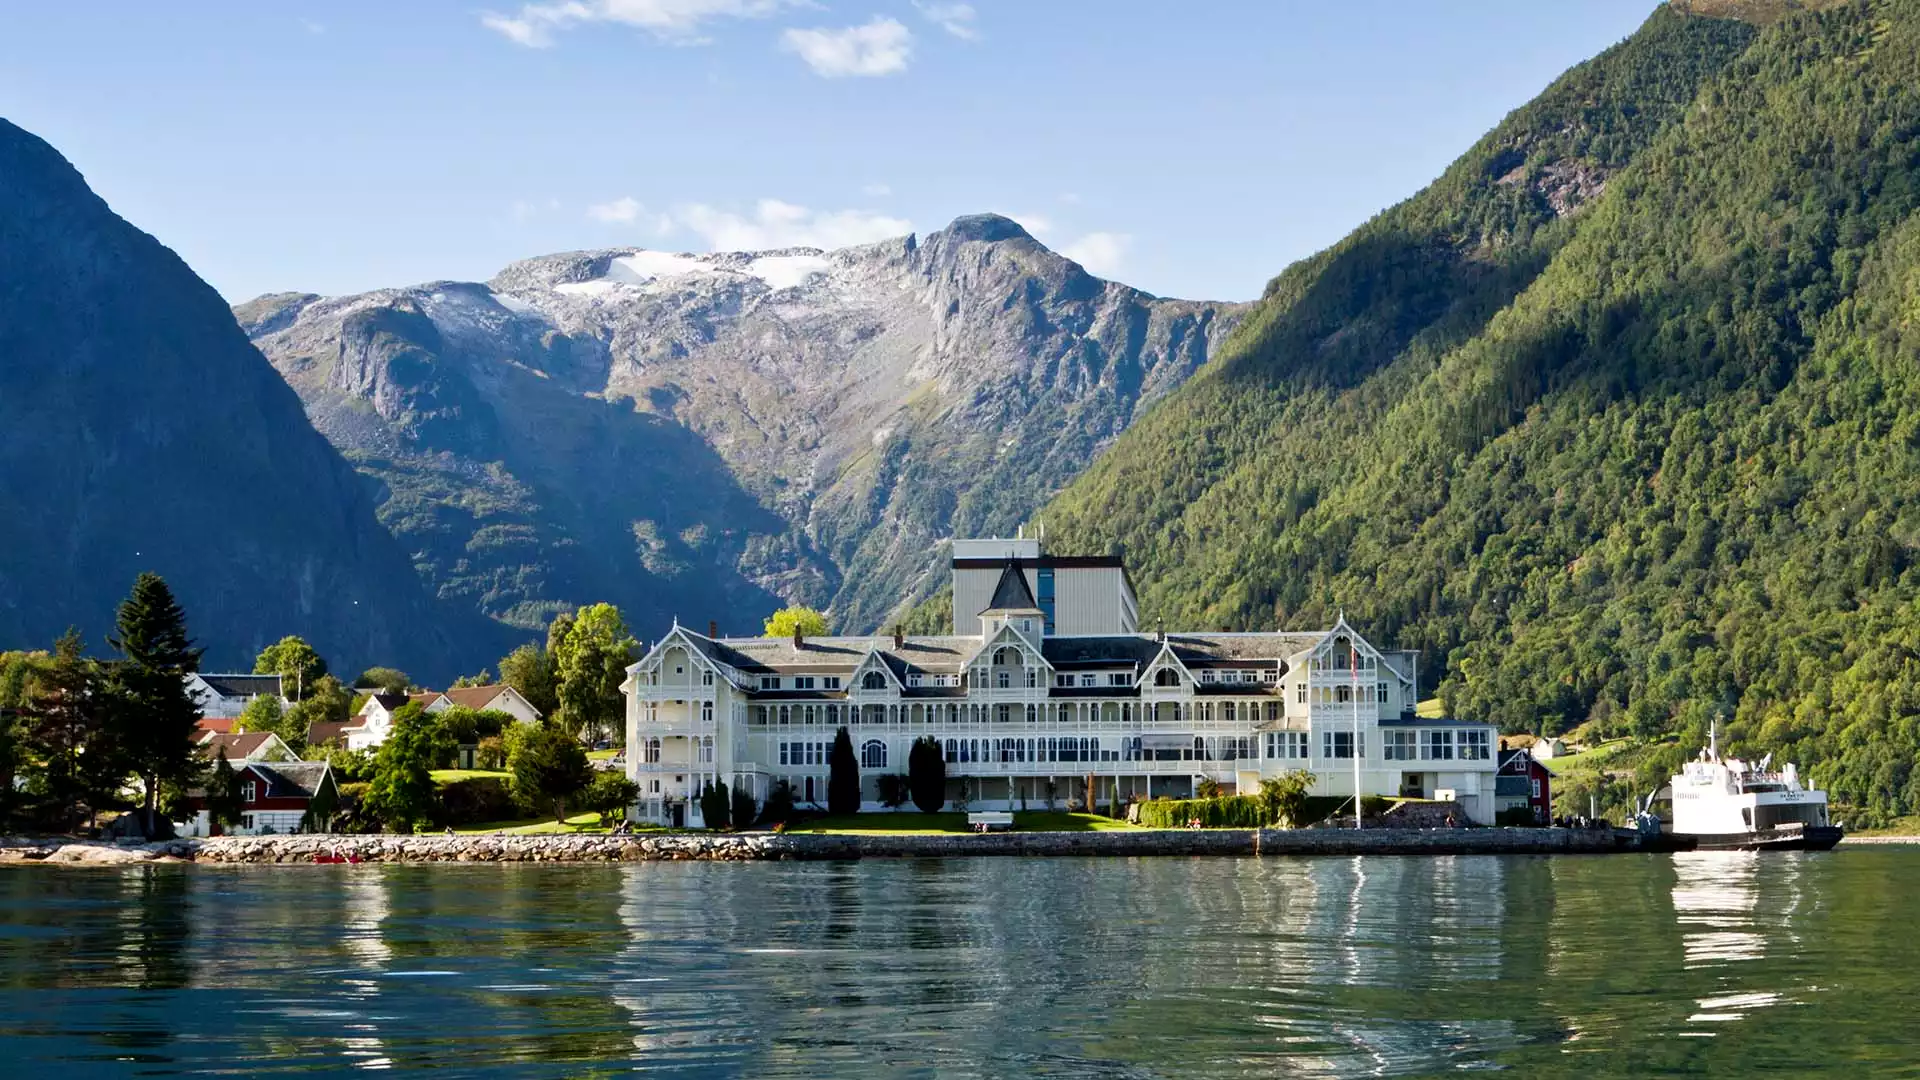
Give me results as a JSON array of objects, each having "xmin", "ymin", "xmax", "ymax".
[
  {"xmin": 892, "ymin": 626, "xmax": 905, "ymax": 650},
  {"xmin": 708, "ymin": 620, "xmax": 718, "ymax": 639},
  {"xmin": 793, "ymin": 628, "xmax": 805, "ymax": 650}
]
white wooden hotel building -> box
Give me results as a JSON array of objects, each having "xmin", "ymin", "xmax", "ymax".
[{"xmin": 622, "ymin": 538, "xmax": 1498, "ymax": 826}]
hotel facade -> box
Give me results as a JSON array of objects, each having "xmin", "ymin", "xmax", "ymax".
[{"xmin": 623, "ymin": 537, "xmax": 1499, "ymax": 826}]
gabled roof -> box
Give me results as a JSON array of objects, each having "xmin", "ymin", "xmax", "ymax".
[
  {"xmin": 197, "ymin": 731, "xmax": 286, "ymax": 761},
  {"xmin": 307, "ymin": 720, "xmax": 351, "ymax": 748},
  {"xmin": 245, "ymin": 761, "xmax": 332, "ymax": 800},
  {"xmin": 358, "ymin": 692, "xmax": 411, "ymax": 714},
  {"xmin": 193, "ymin": 673, "xmax": 286, "ymax": 699},
  {"xmin": 438, "ymin": 684, "xmax": 538, "ymax": 715},
  {"xmin": 979, "ymin": 560, "xmax": 1042, "ymax": 615}
]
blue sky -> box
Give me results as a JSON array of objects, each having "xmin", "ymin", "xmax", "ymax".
[{"xmin": 0, "ymin": 1, "xmax": 1659, "ymax": 303}]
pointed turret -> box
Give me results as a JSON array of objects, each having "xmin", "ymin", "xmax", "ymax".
[{"xmin": 978, "ymin": 559, "xmax": 1042, "ymax": 616}]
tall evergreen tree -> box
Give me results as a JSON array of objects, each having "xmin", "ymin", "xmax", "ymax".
[
  {"xmin": 106, "ymin": 573, "xmax": 204, "ymax": 837},
  {"xmin": 23, "ymin": 629, "xmax": 122, "ymax": 830},
  {"xmin": 907, "ymin": 735, "xmax": 946, "ymax": 813},
  {"xmin": 827, "ymin": 725, "xmax": 859, "ymax": 815},
  {"xmin": 205, "ymin": 749, "xmax": 243, "ymax": 833}
]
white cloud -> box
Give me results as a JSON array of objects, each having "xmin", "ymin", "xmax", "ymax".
[
  {"xmin": 1001, "ymin": 212, "xmax": 1053, "ymax": 238},
  {"xmin": 481, "ymin": 0, "xmax": 796, "ymax": 48},
  {"xmin": 300, "ymin": 18, "xmax": 326, "ymax": 35},
  {"xmin": 587, "ymin": 196, "xmax": 645, "ymax": 224},
  {"xmin": 912, "ymin": 1, "xmax": 977, "ymax": 40},
  {"xmin": 780, "ymin": 17, "xmax": 912, "ymax": 78},
  {"xmin": 862, "ymin": 182, "xmax": 892, "ymax": 197},
  {"xmin": 1060, "ymin": 231, "xmax": 1131, "ymax": 277},
  {"xmin": 670, "ymin": 199, "xmax": 911, "ymax": 251}
]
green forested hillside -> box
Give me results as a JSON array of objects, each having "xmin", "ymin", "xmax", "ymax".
[{"xmin": 1044, "ymin": 0, "xmax": 1920, "ymax": 822}]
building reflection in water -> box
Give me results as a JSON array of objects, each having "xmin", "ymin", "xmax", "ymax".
[{"xmin": 1670, "ymin": 851, "xmax": 1804, "ymax": 1035}]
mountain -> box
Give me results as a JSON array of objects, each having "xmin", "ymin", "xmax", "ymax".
[
  {"xmin": 240, "ymin": 216, "xmax": 1239, "ymax": 638},
  {"xmin": 0, "ymin": 118, "xmax": 498, "ymax": 679},
  {"xmin": 1042, "ymin": 0, "xmax": 1920, "ymax": 822}
]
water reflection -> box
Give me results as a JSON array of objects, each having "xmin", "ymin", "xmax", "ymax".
[{"xmin": 0, "ymin": 852, "xmax": 1913, "ymax": 1077}]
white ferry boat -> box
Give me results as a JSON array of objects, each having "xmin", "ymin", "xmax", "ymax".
[{"xmin": 1664, "ymin": 726, "xmax": 1842, "ymax": 851}]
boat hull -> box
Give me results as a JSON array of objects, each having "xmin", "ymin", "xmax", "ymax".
[{"xmin": 1681, "ymin": 826, "xmax": 1844, "ymax": 852}]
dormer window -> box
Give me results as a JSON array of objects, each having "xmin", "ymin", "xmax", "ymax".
[
  {"xmin": 760, "ymin": 676, "xmax": 780, "ymax": 691},
  {"xmin": 862, "ymin": 671, "xmax": 887, "ymax": 691},
  {"xmin": 823, "ymin": 676, "xmax": 842, "ymax": 690},
  {"xmin": 794, "ymin": 676, "xmax": 816, "ymax": 690},
  {"xmin": 1056, "ymin": 673, "xmax": 1073, "ymax": 688},
  {"xmin": 1200, "ymin": 670, "xmax": 1217, "ymax": 684}
]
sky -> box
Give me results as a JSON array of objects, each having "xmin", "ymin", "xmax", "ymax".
[{"xmin": 0, "ymin": 1, "xmax": 1661, "ymax": 304}]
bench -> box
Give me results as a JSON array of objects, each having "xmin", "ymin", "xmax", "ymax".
[{"xmin": 967, "ymin": 811, "xmax": 1015, "ymax": 833}]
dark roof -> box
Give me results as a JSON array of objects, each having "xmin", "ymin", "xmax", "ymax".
[
  {"xmin": 246, "ymin": 761, "xmax": 332, "ymax": 800},
  {"xmin": 691, "ymin": 633, "xmax": 978, "ymax": 675},
  {"xmin": 980, "ymin": 560, "xmax": 1042, "ymax": 615},
  {"xmin": 365, "ymin": 692, "xmax": 410, "ymax": 711},
  {"xmin": 196, "ymin": 673, "xmax": 285, "ymax": 699}
]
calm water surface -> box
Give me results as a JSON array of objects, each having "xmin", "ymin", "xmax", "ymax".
[{"xmin": 2, "ymin": 851, "xmax": 1917, "ymax": 1077}]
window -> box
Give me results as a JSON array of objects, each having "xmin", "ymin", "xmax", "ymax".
[
  {"xmin": 861, "ymin": 740, "xmax": 887, "ymax": 769},
  {"xmin": 996, "ymin": 670, "xmax": 1010, "ymax": 689},
  {"xmin": 778, "ymin": 705, "xmax": 790, "ymax": 726},
  {"xmin": 702, "ymin": 671, "xmax": 714, "ymax": 686},
  {"xmin": 1296, "ymin": 685, "xmax": 1307, "ymax": 704},
  {"xmin": 823, "ymin": 676, "xmax": 842, "ymax": 691},
  {"xmin": 1265, "ymin": 702, "xmax": 1282, "ymax": 723},
  {"xmin": 1056, "ymin": 673, "xmax": 1074, "ymax": 688},
  {"xmin": 1321, "ymin": 731, "xmax": 1363, "ymax": 759},
  {"xmin": 1530, "ymin": 778, "xmax": 1542, "ymax": 799},
  {"xmin": 1200, "ymin": 670, "xmax": 1217, "ymax": 684},
  {"xmin": 1108, "ymin": 673, "xmax": 1129, "ymax": 687},
  {"xmin": 1376, "ymin": 681, "xmax": 1389, "ymax": 704},
  {"xmin": 701, "ymin": 701, "xmax": 713, "ymax": 725},
  {"xmin": 760, "ymin": 676, "xmax": 781, "ymax": 691},
  {"xmin": 1335, "ymin": 684, "xmax": 1353, "ymax": 704},
  {"xmin": 1263, "ymin": 670, "xmax": 1280, "ymax": 684},
  {"xmin": 1422, "ymin": 730, "xmax": 1455, "ymax": 761},
  {"xmin": 1383, "ymin": 730, "xmax": 1417, "ymax": 761},
  {"xmin": 1026, "ymin": 704, "xmax": 1038, "ymax": 725},
  {"xmin": 1459, "ymin": 730, "xmax": 1491, "ymax": 761},
  {"xmin": 1026, "ymin": 670, "xmax": 1039, "ymax": 689},
  {"xmin": 644, "ymin": 738, "xmax": 662, "ymax": 764},
  {"xmin": 1265, "ymin": 731, "xmax": 1308, "ymax": 760},
  {"xmin": 997, "ymin": 704, "xmax": 1012, "ymax": 724},
  {"xmin": 1081, "ymin": 674, "xmax": 1097, "ymax": 688},
  {"xmin": 242, "ymin": 781, "xmax": 257, "ymax": 803},
  {"xmin": 862, "ymin": 671, "xmax": 887, "ymax": 691},
  {"xmin": 794, "ymin": 676, "xmax": 816, "ymax": 690},
  {"xmin": 1155, "ymin": 669, "xmax": 1180, "ymax": 687},
  {"xmin": 698, "ymin": 737, "xmax": 714, "ymax": 764}
]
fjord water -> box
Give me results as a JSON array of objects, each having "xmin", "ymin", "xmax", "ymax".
[{"xmin": 3, "ymin": 853, "xmax": 1917, "ymax": 1077}]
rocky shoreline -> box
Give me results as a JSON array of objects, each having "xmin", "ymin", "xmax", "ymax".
[{"xmin": 1, "ymin": 827, "xmax": 1626, "ymax": 865}]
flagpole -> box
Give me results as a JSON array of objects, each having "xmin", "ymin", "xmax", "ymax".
[{"xmin": 1352, "ymin": 635, "xmax": 1361, "ymax": 830}]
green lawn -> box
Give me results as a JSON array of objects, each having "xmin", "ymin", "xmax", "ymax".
[
  {"xmin": 1541, "ymin": 740, "xmax": 1629, "ymax": 776},
  {"xmin": 780, "ymin": 811, "xmax": 1138, "ymax": 835},
  {"xmin": 452, "ymin": 812, "xmax": 632, "ymax": 835},
  {"xmin": 1850, "ymin": 815, "xmax": 1920, "ymax": 837},
  {"xmin": 431, "ymin": 769, "xmax": 510, "ymax": 784},
  {"xmin": 1415, "ymin": 698, "xmax": 1445, "ymax": 719},
  {"xmin": 587, "ymin": 749, "xmax": 621, "ymax": 761}
]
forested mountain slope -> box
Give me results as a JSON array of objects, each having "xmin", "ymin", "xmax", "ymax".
[
  {"xmin": 1044, "ymin": 0, "xmax": 1920, "ymax": 820},
  {"xmin": 242, "ymin": 217, "xmax": 1237, "ymax": 639},
  {"xmin": 0, "ymin": 119, "xmax": 497, "ymax": 678}
]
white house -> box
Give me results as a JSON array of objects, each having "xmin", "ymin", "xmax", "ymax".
[
  {"xmin": 339, "ymin": 692, "xmax": 433, "ymax": 752},
  {"xmin": 184, "ymin": 673, "xmax": 290, "ymax": 720},
  {"xmin": 621, "ymin": 537, "xmax": 1499, "ymax": 827}
]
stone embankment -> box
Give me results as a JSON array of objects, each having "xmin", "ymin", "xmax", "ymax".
[{"xmin": 3, "ymin": 827, "xmax": 1623, "ymax": 865}]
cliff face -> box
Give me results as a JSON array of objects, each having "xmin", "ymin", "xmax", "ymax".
[
  {"xmin": 0, "ymin": 118, "xmax": 499, "ymax": 676},
  {"xmin": 242, "ymin": 215, "xmax": 1242, "ymax": 636}
]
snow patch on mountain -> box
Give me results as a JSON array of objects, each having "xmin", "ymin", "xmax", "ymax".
[{"xmin": 747, "ymin": 254, "xmax": 830, "ymax": 290}]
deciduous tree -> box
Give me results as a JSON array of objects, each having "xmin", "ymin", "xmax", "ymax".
[
  {"xmin": 510, "ymin": 724, "xmax": 593, "ymax": 824},
  {"xmin": 363, "ymin": 706, "xmax": 439, "ymax": 833},
  {"xmin": 252, "ymin": 636, "xmax": 326, "ymax": 700},
  {"xmin": 498, "ymin": 643, "xmax": 558, "ymax": 718},
  {"xmin": 763, "ymin": 605, "xmax": 828, "ymax": 639},
  {"xmin": 555, "ymin": 604, "xmax": 635, "ymax": 741}
]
